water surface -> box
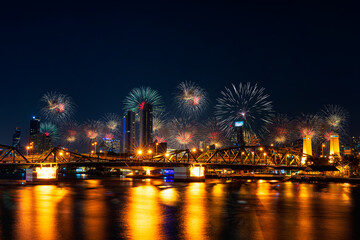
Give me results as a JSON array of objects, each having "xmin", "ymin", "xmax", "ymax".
[{"xmin": 0, "ymin": 179, "xmax": 359, "ymax": 240}]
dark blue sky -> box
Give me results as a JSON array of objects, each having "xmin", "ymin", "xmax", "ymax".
[{"xmin": 1, "ymin": 1, "xmax": 359, "ymax": 145}]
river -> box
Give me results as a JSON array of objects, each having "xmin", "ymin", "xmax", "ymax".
[{"xmin": 0, "ymin": 178, "xmax": 359, "ymax": 240}]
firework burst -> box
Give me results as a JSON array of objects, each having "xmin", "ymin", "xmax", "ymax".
[
  {"xmin": 296, "ymin": 114, "xmax": 321, "ymax": 138},
  {"xmin": 60, "ymin": 122, "xmax": 79, "ymax": 145},
  {"xmin": 168, "ymin": 118, "xmax": 197, "ymax": 149},
  {"xmin": 102, "ymin": 113, "xmax": 121, "ymax": 133},
  {"xmin": 265, "ymin": 114, "xmax": 294, "ymax": 146},
  {"xmin": 175, "ymin": 81, "xmax": 209, "ymax": 118},
  {"xmin": 123, "ymin": 87, "xmax": 164, "ymax": 115},
  {"xmin": 244, "ymin": 132, "xmax": 261, "ymax": 146},
  {"xmin": 41, "ymin": 92, "xmax": 74, "ymax": 123},
  {"xmin": 40, "ymin": 122, "xmax": 59, "ymax": 142},
  {"xmin": 215, "ymin": 82, "xmax": 273, "ymax": 138},
  {"xmin": 321, "ymin": 105, "xmax": 348, "ymax": 133},
  {"xmin": 83, "ymin": 120, "xmax": 103, "ymax": 142},
  {"xmin": 203, "ymin": 118, "xmax": 228, "ymax": 146}
]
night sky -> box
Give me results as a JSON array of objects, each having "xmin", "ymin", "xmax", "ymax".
[{"xmin": 1, "ymin": 1, "xmax": 359, "ymax": 145}]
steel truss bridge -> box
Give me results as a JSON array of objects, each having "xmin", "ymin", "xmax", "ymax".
[{"xmin": 0, "ymin": 144, "xmax": 311, "ymax": 170}]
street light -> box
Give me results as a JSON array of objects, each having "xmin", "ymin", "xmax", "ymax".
[
  {"xmin": 92, "ymin": 142, "xmax": 98, "ymax": 153},
  {"xmin": 322, "ymin": 143, "xmax": 326, "ymax": 157},
  {"xmin": 26, "ymin": 146, "xmax": 30, "ymax": 156},
  {"xmin": 155, "ymin": 142, "xmax": 159, "ymax": 155}
]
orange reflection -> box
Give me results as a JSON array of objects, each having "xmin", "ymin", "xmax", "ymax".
[
  {"xmin": 160, "ymin": 188, "xmax": 178, "ymax": 206},
  {"xmin": 209, "ymin": 184, "xmax": 225, "ymax": 239},
  {"xmin": 83, "ymin": 181, "xmax": 106, "ymax": 240},
  {"xmin": 126, "ymin": 185, "xmax": 164, "ymax": 240},
  {"xmin": 183, "ymin": 183, "xmax": 209, "ymax": 240},
  {"xmin": 34, "ymin": 185, "xmax": 67, "ymax": 240}
]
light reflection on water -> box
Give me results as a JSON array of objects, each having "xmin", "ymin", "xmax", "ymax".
[{"xmin": 0, "ymin": 179, "xmax": 359, "ymax": 240}]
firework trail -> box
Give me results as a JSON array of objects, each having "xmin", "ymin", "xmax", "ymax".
[
  {"xmin": 123, "ymin": 87, "xmax": 164, "ymax": 115},
  {"xmin": 41, "ymin": 92, "xmax": 74, "ymax": 123},
  {"xmin": 321, "ymin": 105, "xmax": 348, "ymax": 133},
  {"xmin": 167, "ymin": 118, "xmax": 198, "ymax": 149},
  {"xmin": 40, "ymin": 122, "xmax": 59, "ymax": 142},
  {"xmin": 175, "ymin": 81, "xmax": 209, "ymax": 118},
  {"xmin": 153, "ymin": 113, "xmax": 167, "ymax": 132},
  {"xmin": 215, "ymin": 82, "xmax": 273, "ymax": 138}
]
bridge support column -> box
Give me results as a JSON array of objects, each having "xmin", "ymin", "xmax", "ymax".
[
  {"xmin": 303, "ymin": 135, "xmax": 312, "ymax": 156},
  {"xmin": 330, "ymin": 133, "xmax": 340, "ymax": 156}
]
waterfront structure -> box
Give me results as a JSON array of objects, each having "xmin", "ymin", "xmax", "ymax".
[
  {"xmin": 123, "ymin": 110, "xmax": 136, "ymax": 153},
  {"xmin": 303, "ymin": 135, "xmax": 312, "ymax": 156},
  {"xmin": 329, "ymin": 133, "xmax": 340, "ymax": 156},
  {"xmin": 30, "ymin": 116, "xmax": 40, "ymax": 135},
  {"xmin": 139, "ymin": 103, "xmax": 153, "ymax": 148},
  {"xmin": 12, "ymin": 127, "xmax": 21, "ymax": 149}
]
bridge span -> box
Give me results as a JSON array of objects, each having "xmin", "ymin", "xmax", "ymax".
[{"xmin": 0, "ymin": 144, "xmax": 310, "ymax": 171}]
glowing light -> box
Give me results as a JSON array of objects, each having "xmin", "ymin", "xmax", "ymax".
[
  {"xmin": 36, "ymin": 167, "xmax": 57, "ymax": 179},
  {"xmin": 148, "ymin": 149, "xmax": 152, "ymax": 154},
  {"xmin": 189, "ymin": 166, "xmax": 205, "ymax": 177},
  {"xmin": 165, "ymin": 152, "xmax": 170, "ymax": 157},
  {"xmin": 137, "ymin": 150, "xmax": 143, "ymax": 155},
  {"xmin": 146, "ymin": 169, "xmax": 151, "ymax": 175},
  {"xmin": 192, "ymin": 148, "xmax": 197, "ymax": 153}
]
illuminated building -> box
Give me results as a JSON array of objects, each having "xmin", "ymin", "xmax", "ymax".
[
  {"xmin": 303, "ymin": 135, "xmax": 312, "ymax": 156},
  {"xmin": 30, "ymin": 116, "xmax": 40, "ymax": 135},
  {"xmin": 139, "ymin": 103, "xmax": 153, "ymax": 148},
  {"xmin": 234, "ymin": 121, "xmax": 244, "ymax": 146},
  {"xmin": 329, "ymin": 133, "xmax": 340, "ymax": 156},
  {"xmin": 123, "ymin": 110, "xmax": 135, "ymax": 153},
  {"xmin": 12, "ymin": 127, "xmax": 21, "ymax": 149}
]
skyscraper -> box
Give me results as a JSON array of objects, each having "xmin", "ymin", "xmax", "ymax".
[
  {"xmin": 12, "ymin": 127, "xmax": 21, "ymax": 149},
  {"xmin": 30, "ymin": 116, "xmax": 40, "ymax": 135},
  {"xmin": 140, "ymin": 103, "xmax": 153, "ymax": 148},
  {"xmin": 123, "ymin": 110, "xmax": 136, "ymax": 153},
  {"xmin": 28, "ymin": 116, "xmax": 52, "ymax": 154}
]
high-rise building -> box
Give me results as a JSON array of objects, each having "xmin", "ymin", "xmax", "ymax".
[
  {"xmin": 29, "ymin": 133, "xmax": 52, "ymax": 154},
  {"xmin": 139, "ymin": 103, "xmax": 153, "ymax": 148},
  {"xmin": 30, "ymin": 116, "xmax": 40, "ymax": 135},
  {"xmin": 28, "ymin": 116, "xmax": 52, "ymax": 154},
  {"xmin": 123, "ymin": 110, "xmax": 136, "ymax": 153},
  {"xmin": 12, "ymin": 127, "xmax": 21, "ymax": 149}
]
